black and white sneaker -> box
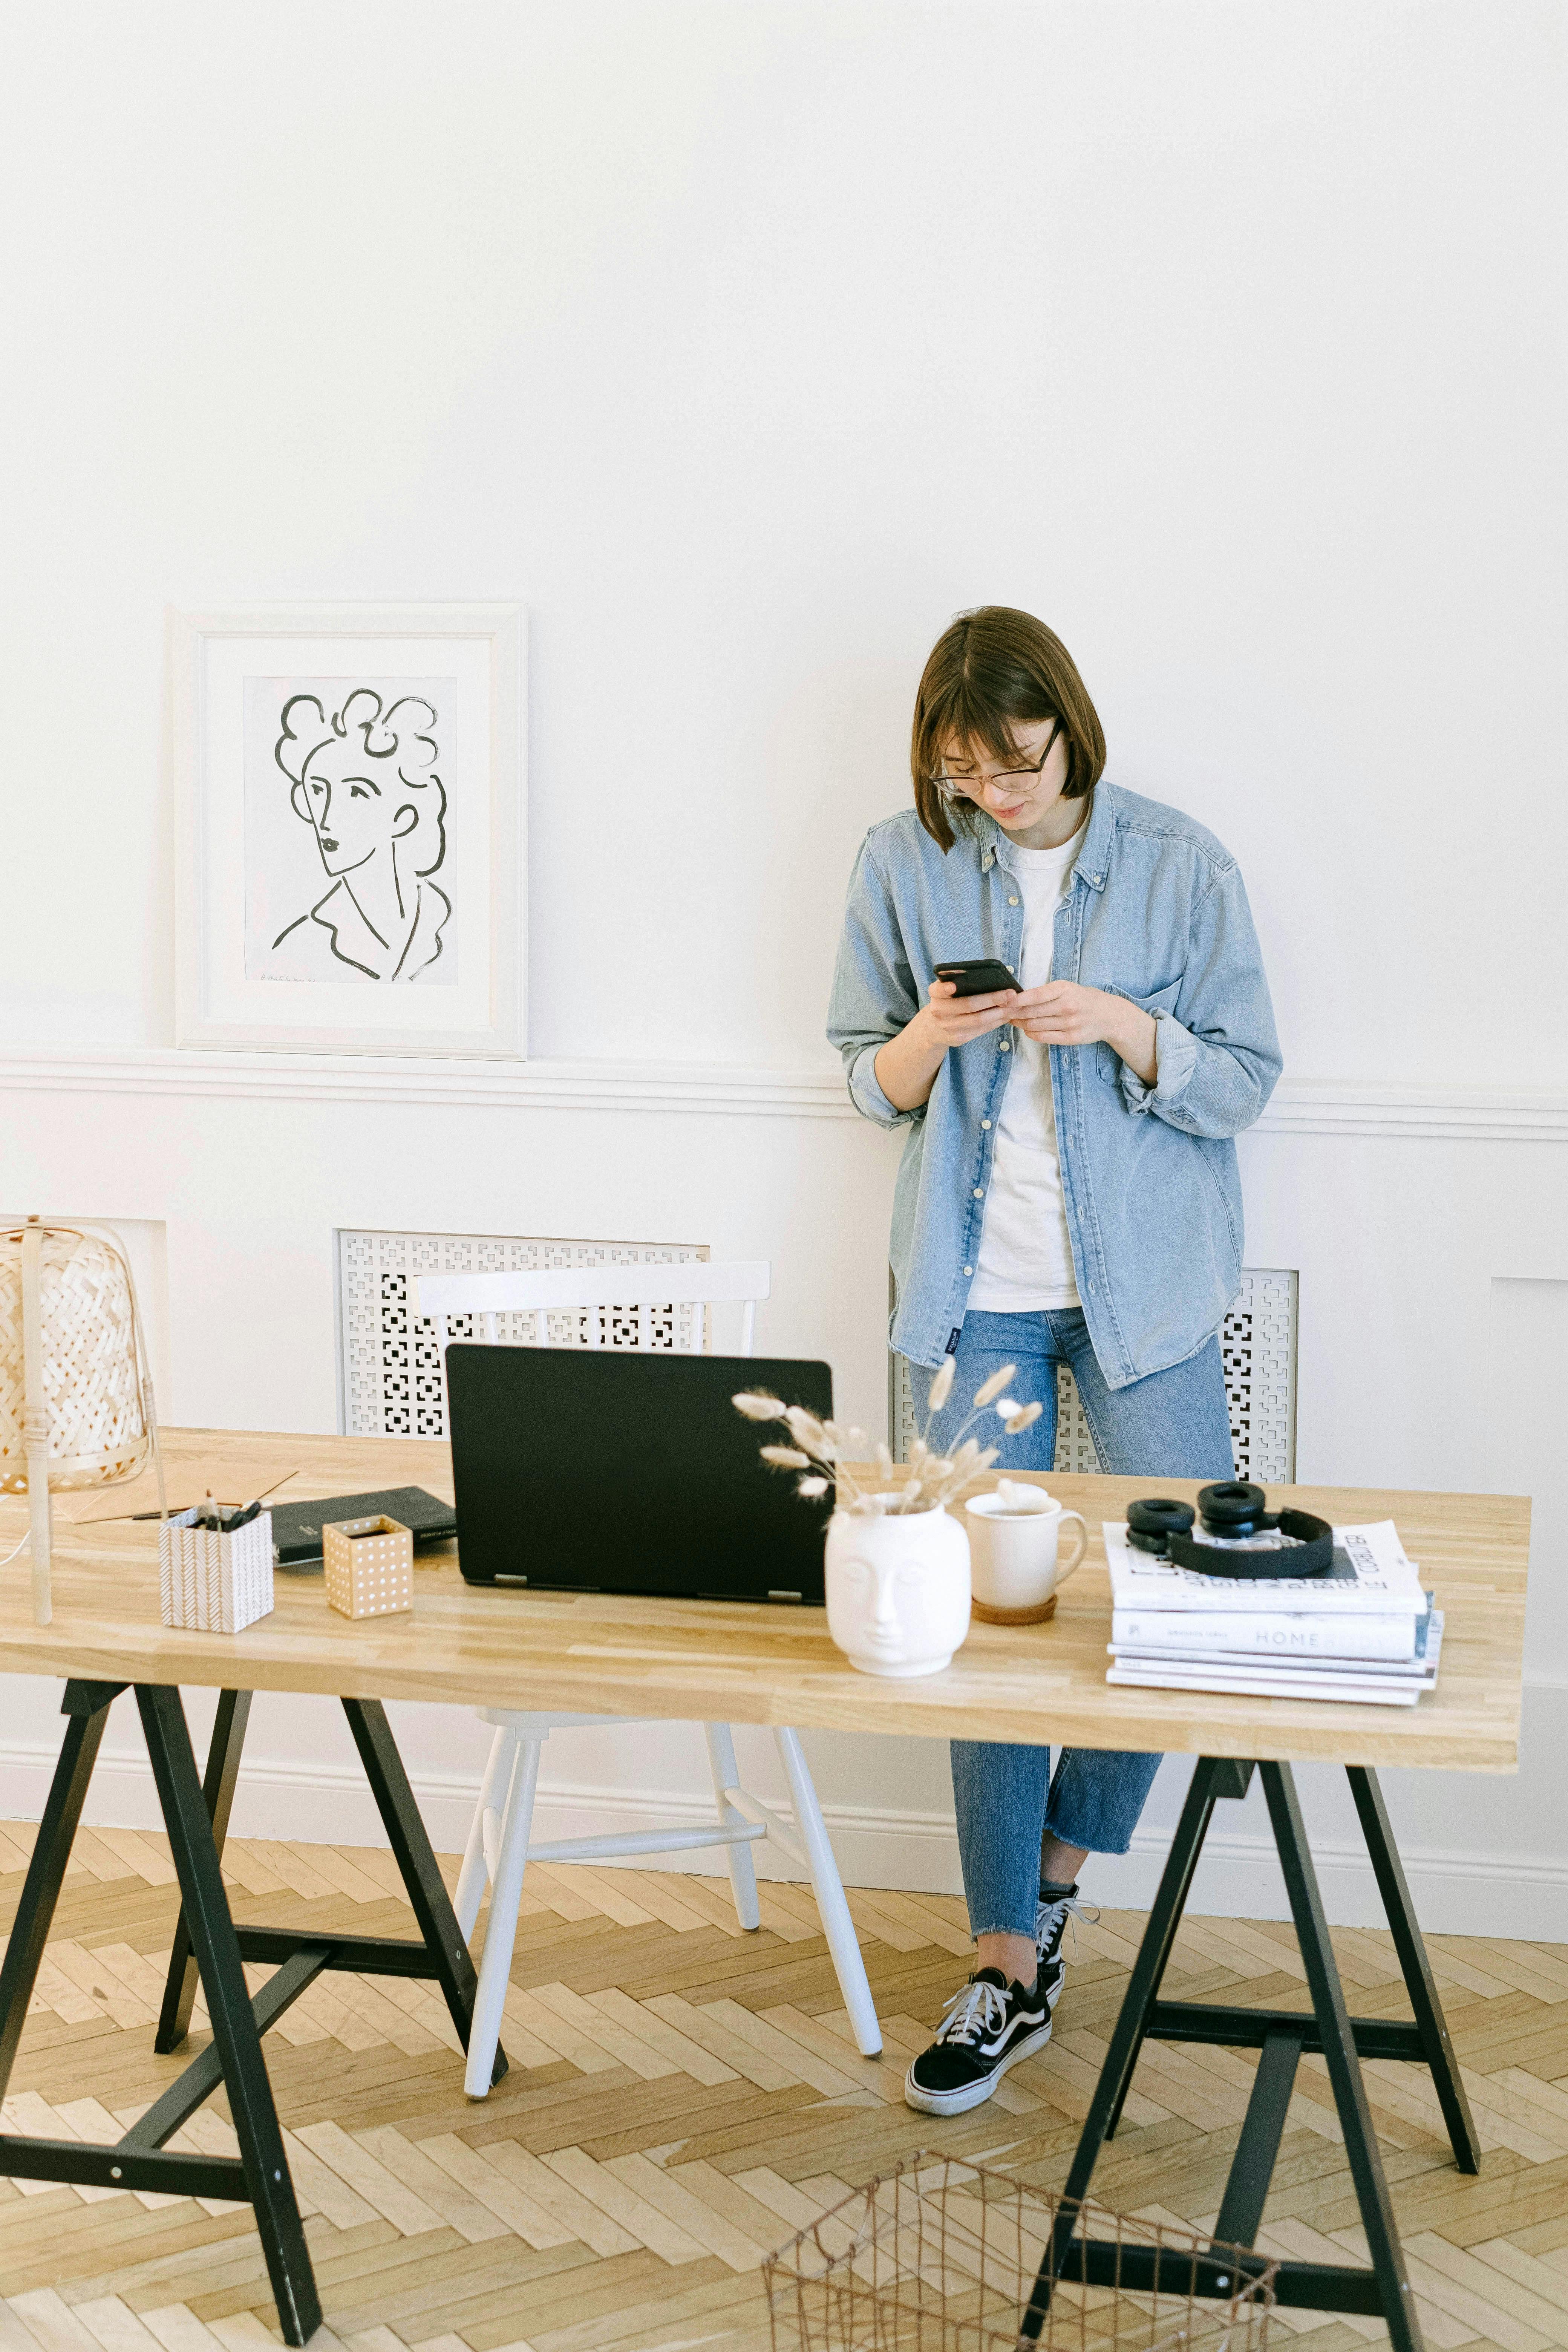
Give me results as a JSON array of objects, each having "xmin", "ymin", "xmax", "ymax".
[
  {"xmin": 904, "ymin": 1968, "xmax": 1053, "ymax": 2116},
  {"xmin": 1034, "ymin": 1885, "xmax": 1098, "ymax": 2012}
]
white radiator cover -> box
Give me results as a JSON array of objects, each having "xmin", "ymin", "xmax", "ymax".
[
  {"xmin": 337, "ymin": 1229, "xmax": 710, "ymax": 1437},
  {"xmin": 340, "ymin": 1231, "xmax": 1297, "ymax": 1478}
]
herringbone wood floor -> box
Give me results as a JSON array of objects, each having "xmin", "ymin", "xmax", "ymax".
[{"xmin": 2, "ymin": 1824, "xmax": 1566, "ymax": 2352}]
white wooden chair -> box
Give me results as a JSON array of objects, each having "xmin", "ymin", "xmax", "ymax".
[{"xmin": 415, "ymin": 1259, "xmax": 882, "ymax": 2096}]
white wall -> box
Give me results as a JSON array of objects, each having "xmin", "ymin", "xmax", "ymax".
[{"xmin": 2, "ymin": 2, "xmax": 1564, "ymax": 1936}]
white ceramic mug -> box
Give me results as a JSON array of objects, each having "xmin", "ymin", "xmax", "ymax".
[{"xmin": 964, "ymin": 1485, "xmax": 1087, "ymax": 1624}]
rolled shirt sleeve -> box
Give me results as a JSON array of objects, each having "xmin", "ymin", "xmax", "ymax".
[
  {"xmin": 1116, "ymin": 862, "xmax": 1282, "ymax": 1137},
  {"xmin": 827, "ymin": 834, "xmax": 925, "ymax": 1129}
]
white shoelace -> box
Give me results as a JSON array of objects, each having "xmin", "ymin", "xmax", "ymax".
[
  {"xmin": 934, "ymin": 1975, "xmax": 1014, "ymax": 2047},
  {"xmin": 1035, "ymin": 1892, "xmax": 1100, "ymax": 1966}
]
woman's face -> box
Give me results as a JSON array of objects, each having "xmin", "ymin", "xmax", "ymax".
[
  {"xmin": 936, "ymin": 717, "xmax": 1071, "ymax": 837},
  {"xmin": 291, "ymin": 741, "xmax": 415, "ymax": 876}
]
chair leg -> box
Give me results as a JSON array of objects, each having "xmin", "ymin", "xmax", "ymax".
[
  {"xmin": 704, "ymin": 1723, "xmax": 761, "ymax": 1931},
  {"xmin": 465, "ymin": 1732, "xmax": 542, "ymax": 2098},
  {"xmin": 773, "ymin": 1726, "xmax": 881, "ymax": 2057},
  {"xmin": 455, "ymin": 1725, "xmax": 516, "ymax": 1942}
]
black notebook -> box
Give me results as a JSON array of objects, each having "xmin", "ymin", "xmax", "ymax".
[{"xmin": 270, "ymin": 1486, "xmax": 456, "ymax": 1568}]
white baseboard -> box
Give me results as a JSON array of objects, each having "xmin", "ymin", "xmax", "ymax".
[
  {"xmin": 0, "ymin": 1742, "xmax": 957, "ymax": 1895},
  {"xmin": 1096, "ymin": 1826, "xmax": 1568, "ymax": 1944},
  {"xmin": 3, "ymin": 1742, "xmax": 1564, "ymax": 1942}
]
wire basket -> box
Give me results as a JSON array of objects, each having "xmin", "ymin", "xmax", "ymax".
[{"xmin": 764, "ymin": 2154, "xmax": 1276, "ymax": 2352}]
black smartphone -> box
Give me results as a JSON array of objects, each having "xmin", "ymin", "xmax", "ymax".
[{"xmin": 933, "ymin": 957, "xmax": 1019, "ymax": 998}]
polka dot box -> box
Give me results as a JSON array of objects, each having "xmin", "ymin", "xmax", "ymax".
[{"xmin": 323, "ymin": 1513, "xmax": 414, "ymax": 1620}]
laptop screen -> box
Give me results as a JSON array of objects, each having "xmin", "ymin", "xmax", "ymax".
[{"xmin": 446, "ymin": 1345, "xmax": 835, "ymax": 1602}]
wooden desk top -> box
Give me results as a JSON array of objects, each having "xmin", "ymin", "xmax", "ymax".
[{"xmin": 0, "ymin": 1429, "xmax": 1529, "ymax": 1772}]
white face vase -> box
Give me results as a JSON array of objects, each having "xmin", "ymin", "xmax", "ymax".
[{"xmin": 824, "ymin": 1505, "xmax": 972, "ymax": 1678}]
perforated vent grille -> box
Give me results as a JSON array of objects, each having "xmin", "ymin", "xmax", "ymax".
[
  {"xmin": 337, "ymin": 1230, "xmax": 710, "ymax": 1439},
  {"xmin": 1219, "ymin": 1269, "xmax": 1297, "ymax": 1482},
  {"xmin": 891, "ymin": 1269, "xmax": 1298, "ymax": 1482}
]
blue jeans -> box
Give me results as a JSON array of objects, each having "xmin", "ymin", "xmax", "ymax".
[{"xmin": 917, "ymin": 1308, "xmax": 1236, "ymax": 1940}]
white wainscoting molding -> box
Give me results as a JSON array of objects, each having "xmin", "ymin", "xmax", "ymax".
[
  {"xmin": 3, "ymin": 1742, "xmax": 1563, "ymax": 1942},
  {"xmin": 2, "ymin": 1046, "xmax": 1567, "ymax": 1140}
]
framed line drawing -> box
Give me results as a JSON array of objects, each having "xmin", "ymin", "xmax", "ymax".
[{"xmin": 173, "ymin": 604, "xmax": 525, "ymax": 1055}]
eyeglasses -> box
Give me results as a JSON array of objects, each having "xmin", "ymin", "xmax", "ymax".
[{"xmin": 930, "ymin": 718, "xmax": 1062, "ymax": 805}]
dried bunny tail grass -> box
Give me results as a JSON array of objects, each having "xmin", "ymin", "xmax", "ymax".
[
  {"xmin": 784, "ymin": 1405, "xmax": 831, "ymax": 1452},
  {"xmin": 796, "ymin": 1475, "xmax": 830, "ymax": 1497},
  {"xmin": 733, "ymin": 1392, "xmax": 786, "ymax": 1421},
  {"xmin": 907, "ymin": 1438, "xmax": 930, "ymax": 1470},
  {"xmin": 875, "ymin": 1441, "xmax": 894, "ymax": 1476},
  {"xmin": 927, "ymin": 1355, "xmax": 956, "ymax": 1412},
  {"xmin": 1004, "ymin": 1401, "xmax": 1044, "ymax": 1435},
  {"xmin": 971, "ymin": 1365, "xmax": 1019, "ymax": 1410},
  {"xmin": 760, "ymin": 1444, "xmax": 812, "ymax": 1469},
  {"xmin": 992, "ymin": 1397, "xmax": 1021, "ymax": 1420}
]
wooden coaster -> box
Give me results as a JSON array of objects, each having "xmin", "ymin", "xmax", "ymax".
[{"xmin": 971, "ymin": 1592, "xmax": 1058, "ymax": 1627}]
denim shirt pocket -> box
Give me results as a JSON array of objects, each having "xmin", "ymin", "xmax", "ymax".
[{"xmin": 1095, "ymin": 977, "xmax": 1184, "ymax": 1084}]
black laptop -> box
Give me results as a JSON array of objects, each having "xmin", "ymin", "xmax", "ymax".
[{"xmin": 445, "ymin": 1346, "xmax": 834, "ymax": 1602}]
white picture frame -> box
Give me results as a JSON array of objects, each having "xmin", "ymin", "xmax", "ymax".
[{"xmin": 173, "ymin": 603, "xmax": 525, "ymax": 1056}]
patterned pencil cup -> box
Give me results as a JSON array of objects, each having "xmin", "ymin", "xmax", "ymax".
[
  {"xmin": 323, "ymin": 1514, "xmax": 413, "ymax": 1620},
  {"xmin": 159, "ymin": 1507, "xmax": 274, "ymax": 1634}
]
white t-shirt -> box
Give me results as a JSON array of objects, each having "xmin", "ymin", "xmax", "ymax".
[{"xmin": 966, "ymin": 821, "xmax": 1087, "ymax": 1312}]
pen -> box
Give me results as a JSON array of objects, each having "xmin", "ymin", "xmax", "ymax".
[{"xmin": 73, "ymin": 1467, "xmax": 302, "ymax": 1528}]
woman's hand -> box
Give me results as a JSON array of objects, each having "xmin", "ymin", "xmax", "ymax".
[
  {"xmin": 1010, "ymin": 982, "xmax": 1159, "ymax": 1084},
  {"xmin": 874, "ymin": 979, "xmax": 1019, "ymax": 1112},
  {"xmin": 920, "ymin": 978, "xmax": 1018, "ymax": 1048}
]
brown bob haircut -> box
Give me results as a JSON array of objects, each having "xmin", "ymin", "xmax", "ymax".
[{"xmin": 911, "ymin": 606, "xmax": 1107, "ymax": 852}]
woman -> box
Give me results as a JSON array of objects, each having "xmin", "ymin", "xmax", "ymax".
[
  {"xmin": 267, "ymin": 688, "xmax": 451, "ymax": 983},
  {"xmin": 827, "ymin": 607, "xmax": 1280, "ymax": 2115}
]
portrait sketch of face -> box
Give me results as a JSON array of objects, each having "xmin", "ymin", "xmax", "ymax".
[{"xmin": 243, "ymin": 675, "xmax": 460, "ymax": 983}]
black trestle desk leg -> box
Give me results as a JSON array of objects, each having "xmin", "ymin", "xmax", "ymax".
[
  {"xmin": 1262, "ymin": 1762, "xmax": 1420, "ymax": 2352},
  {"xmin": 1348, "ymin": 1765, "xmax": 1480, "ymax": 2174},
  {"xmin": 156, "ymin": 1688, "xmax": 253, "ymax": 2055},
  {"xmin": 1100, "ymin": 1750, "xmax": 1260, "ymax": 2154},
  {"xmin": 1098, "ymin": 1756, "xmax": 1245, "ymax": 2143},
  {"xmin": 136, "ymin": 1684, "xmax": 320, "ymax": 2349},
  {"xmin": 0, "ymin": 1683, "xmax": 124, "ymax": 2102},
  {"xmin": 1020, "ymin": 1755, "xmax": 1227, "ymax": 2342},
  {"xmin": 341, "ymin": 1697, "xmax": 508, "ymax": 2086},
  {"xmin": 1212, "ymin": 2027, "xmax": 1302, "ymax": 2251}
]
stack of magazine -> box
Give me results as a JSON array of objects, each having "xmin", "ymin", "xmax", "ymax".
[{"xmin": 1103, "ymin": 1519, "xmax": 1442, "ymax": 1707}]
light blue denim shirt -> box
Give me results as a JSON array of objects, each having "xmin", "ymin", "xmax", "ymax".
[{"xmin": 827, "ymin": 781, "xmax": 1282, "ymax": 1385}]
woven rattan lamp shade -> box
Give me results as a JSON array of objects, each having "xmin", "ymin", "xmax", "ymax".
[{"xmin": 0, "ymin": 1219, "xmax": 163, "ymax": 1623}]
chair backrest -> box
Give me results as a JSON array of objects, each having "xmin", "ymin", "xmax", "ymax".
[{"xmin": 415, "ymin": 1259, "xmax": 770, "ymax": 1363}]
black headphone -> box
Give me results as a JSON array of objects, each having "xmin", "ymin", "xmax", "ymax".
[{"xmin": 1126, "ymin": 1483, "xmax": 1335, "ymax": 1580}]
